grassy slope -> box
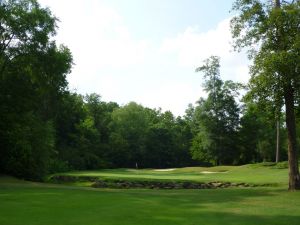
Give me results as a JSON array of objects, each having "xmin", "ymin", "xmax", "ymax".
[
  {"xmin": 1, "ymin": 175, "xmax": 300, "ymax": 225},
  {"xmin": 0, "ymin": 165, "xmax": 297, "ymax": 225},
  {"xmin": 56, "ymin": 164, "xmax": 288, "ymax": 187}
]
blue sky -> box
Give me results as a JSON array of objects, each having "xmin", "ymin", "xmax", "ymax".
[
  {"xmin": 39, "ymin": 0, "xmax": 249, "ymax": 116},
  {"xmin": 101, "ymin": 0, "xmax": 235, "ymax": 38}
]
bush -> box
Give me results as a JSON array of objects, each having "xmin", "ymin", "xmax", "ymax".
[
  {"xmin": 2, "ymin": 114, "xmax": 54, "ymax": 181},
  {"xmin": 48, "ymin": 159, "xmax": 71, "ymax": 174}
]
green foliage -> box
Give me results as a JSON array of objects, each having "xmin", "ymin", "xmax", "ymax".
[
  {"xmin": 2, "ymin": 0, "xmax": 300, "ymax": 182},
  {"xmin": 274, "ymin": 161, "xmax": 289, "ymax": 169},
  {"xmin": 109, "ymin": 102, "xmax": 150, "ymax": 167},
  {"xmin": 248, "ymin": 161, "xmax": 289, "ymax": 169},
  {"xmin": 47, "ymin": 159, "xmax": 70, "ymax": 174},
  {"xmin": 107, "ymin": 103, "xmax": 195, "ymax": 169},
  {"xmin": 2, "ymin": 113, "xmax": 54, "ymax": 180},
  {"xmin": 192, "ymin": 56, "xmax": 241, "ymax": 165},
  {"xmin": 231, "ymin": 0, "xmax": 300, "ymax": 189},
  {"xmin": 238, "ymin": 101, "xmax": 288, "ymax": 163},
  {"xmin": 0, "ymin": 0, "xmax": 72, "ymax": 180},
  {"xmin": 54, "ymin": 93, "xmax": 118, "ymax": 171},
  {"xmin": 231, "ymin": 0, "xmax": 300, "ymax": 112},
  {"xmin": 191, "ymin": 129, "xmax": 212, "ymax": 162}
]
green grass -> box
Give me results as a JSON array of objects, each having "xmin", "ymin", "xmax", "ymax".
[
  {"xmin": 53, "ymin": 164, "xmax": 289, "ymax": 187},
  {"xmin": 1, "ymin": 175, "xmax": 300, "ymax": 225},
  {"xmin": 1, "ymin": 164, "xmax": 298, "ymax": 225}
]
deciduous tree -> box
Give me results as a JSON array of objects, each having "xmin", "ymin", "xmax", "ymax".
[
  {"xmin": 192, "ymin": 56, "xmax": 241, "ymax": 165},
  {"xmin": 0, "ymin": 0, "xmax": 72, "ymax": 179},
  {"xmin": 231, "ymin": 0, "xmax": 300, "ymax": 190}
]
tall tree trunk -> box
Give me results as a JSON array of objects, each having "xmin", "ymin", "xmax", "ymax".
[
  {"xmin": 284, "ymin": 84, "xmax": 300, "ymax": 190},
  {"xmin": 274, "ymin": 0, "xmax": 300, "ymax": 191},
  {"xmin": 274, "ymin": 0, "xmax": 280, "ymax": 163},
  {"xmin": 276, "ymin": 119, "xmax": 280, "ymax": 163}
]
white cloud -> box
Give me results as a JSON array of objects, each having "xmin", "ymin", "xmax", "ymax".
[
  {"xmin": 39, "ymin": 0, "xmax": 150, "ymax": 90},
  {"xmin": 134, "ymin": 81, "xmax": 206, "ymax": 116},
  {"xmin": 37, "ymin": 0, "xmax": 250, "ymax": 116},
  {"xmin": 160, "ymin": 18, "xmax": 250, "ymax": 84},
  {"xmin": 54, "ymin": 1, "xmax": 148, "ymax": 68}
]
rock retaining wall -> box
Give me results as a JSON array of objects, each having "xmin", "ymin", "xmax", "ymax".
[
  {"xmin": 49, "ymin": 175, "xmax": 258, "ymax": 189},
  {"xmin": 91, "ymin": 179, "xmax": 253, "ymax": 189}
]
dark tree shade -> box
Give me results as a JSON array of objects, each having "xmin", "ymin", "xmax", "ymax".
[{"xmin": 0, "ymin": 0, "xmax": 72, "ymax": 180}]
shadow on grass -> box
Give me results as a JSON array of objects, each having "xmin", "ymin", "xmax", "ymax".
[
  {"xmin": 124, "ymin": 188, "xmax": 300, "ymax": 225},
  {"xmin": 150, "ymin": 212, "xmax": 300, "ymax": 225},
  {"xmin": 127, "ymin": 187, "xmax": 278, "ymax": 203},
  {"xmin": 1, "ymin": 179, "xmax": 299, "ymax": 225}
]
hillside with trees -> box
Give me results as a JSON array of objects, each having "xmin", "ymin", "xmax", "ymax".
[{"xmin": 0, "ymin": 0, "xmax": 299, "ymax": 191}]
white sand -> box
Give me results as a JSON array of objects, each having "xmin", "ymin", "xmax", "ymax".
[
  {"xmin": 154, "ymin": 169, "xmax": 176, "ymax": 172},
  {"xmin": 201, "ymin": 171, "xmax": 228, "ymax": 174}
]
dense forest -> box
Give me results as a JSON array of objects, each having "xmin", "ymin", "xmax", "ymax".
[{"xmin": 1, "ymin": 0, "xmax": 300, "ymax": 188}]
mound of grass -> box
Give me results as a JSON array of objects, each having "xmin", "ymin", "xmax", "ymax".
[
  {"xmin": 50, "ymin": 164, "xmax": 288, "ymax": 188},
  {"xmin": 248, "ymin": 161, "xmax": 289, "ymax": 168},
  {"xmin": 273, "ymin": 161, "xmax": 289, "ymax": 169}
]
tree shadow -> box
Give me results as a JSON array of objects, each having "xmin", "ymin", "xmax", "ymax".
[
  {"xmin": 125, "ymin": 188, "xmax": 300, "ymax": 225},
  {"xmin": 150, "ymin": 212, "xmax": 300, "ymax": 225}
]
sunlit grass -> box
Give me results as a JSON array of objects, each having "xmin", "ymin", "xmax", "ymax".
[
  {"xmin": 0, "ymin": 175, "xmax": 299, "ymax": 225},
  {"xmin": 55, "ymin": 164, "xmax": 288, "ymax": 187}
]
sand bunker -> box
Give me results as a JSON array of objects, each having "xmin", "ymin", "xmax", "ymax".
[
  {"xmin": 201, "ymin": 171, "xmax": 228, "ymax": 174},
  {"xmin": 154, "ymin": 169, "xmax": 176, "ymax": 172}
]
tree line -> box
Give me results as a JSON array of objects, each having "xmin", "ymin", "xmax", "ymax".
[{"xmin": 1, "ymin": 0, "xmax": 300, "ymax": 189}]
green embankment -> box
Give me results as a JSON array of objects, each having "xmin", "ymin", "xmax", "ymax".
[
  {"xmin": 1, "ymin": 174, "xmax": 300, "ymax": 225},
  {"xmin": 1, "ymin": 163, "xmax": 299, "ymax": 225},
  {"xmin": 50, "ymin": 163, "xmax": 289, "ymax": 187}
]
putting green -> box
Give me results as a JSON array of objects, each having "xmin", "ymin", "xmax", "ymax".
[{"xmin": 53, "ymin": 164, "xmax": 288, "ymax": 187}]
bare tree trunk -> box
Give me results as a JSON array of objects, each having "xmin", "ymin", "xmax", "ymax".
[
  {"xmin": 274, "ymin": 0, "xmax": 281, "ymax": 165},
  {"xmin": 284, "ymin": 84, "xmax": 300, "ymax": 190},
  {"xmin": 276, "ymin": 119, "xmax": 280, "ymax": 163}
]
